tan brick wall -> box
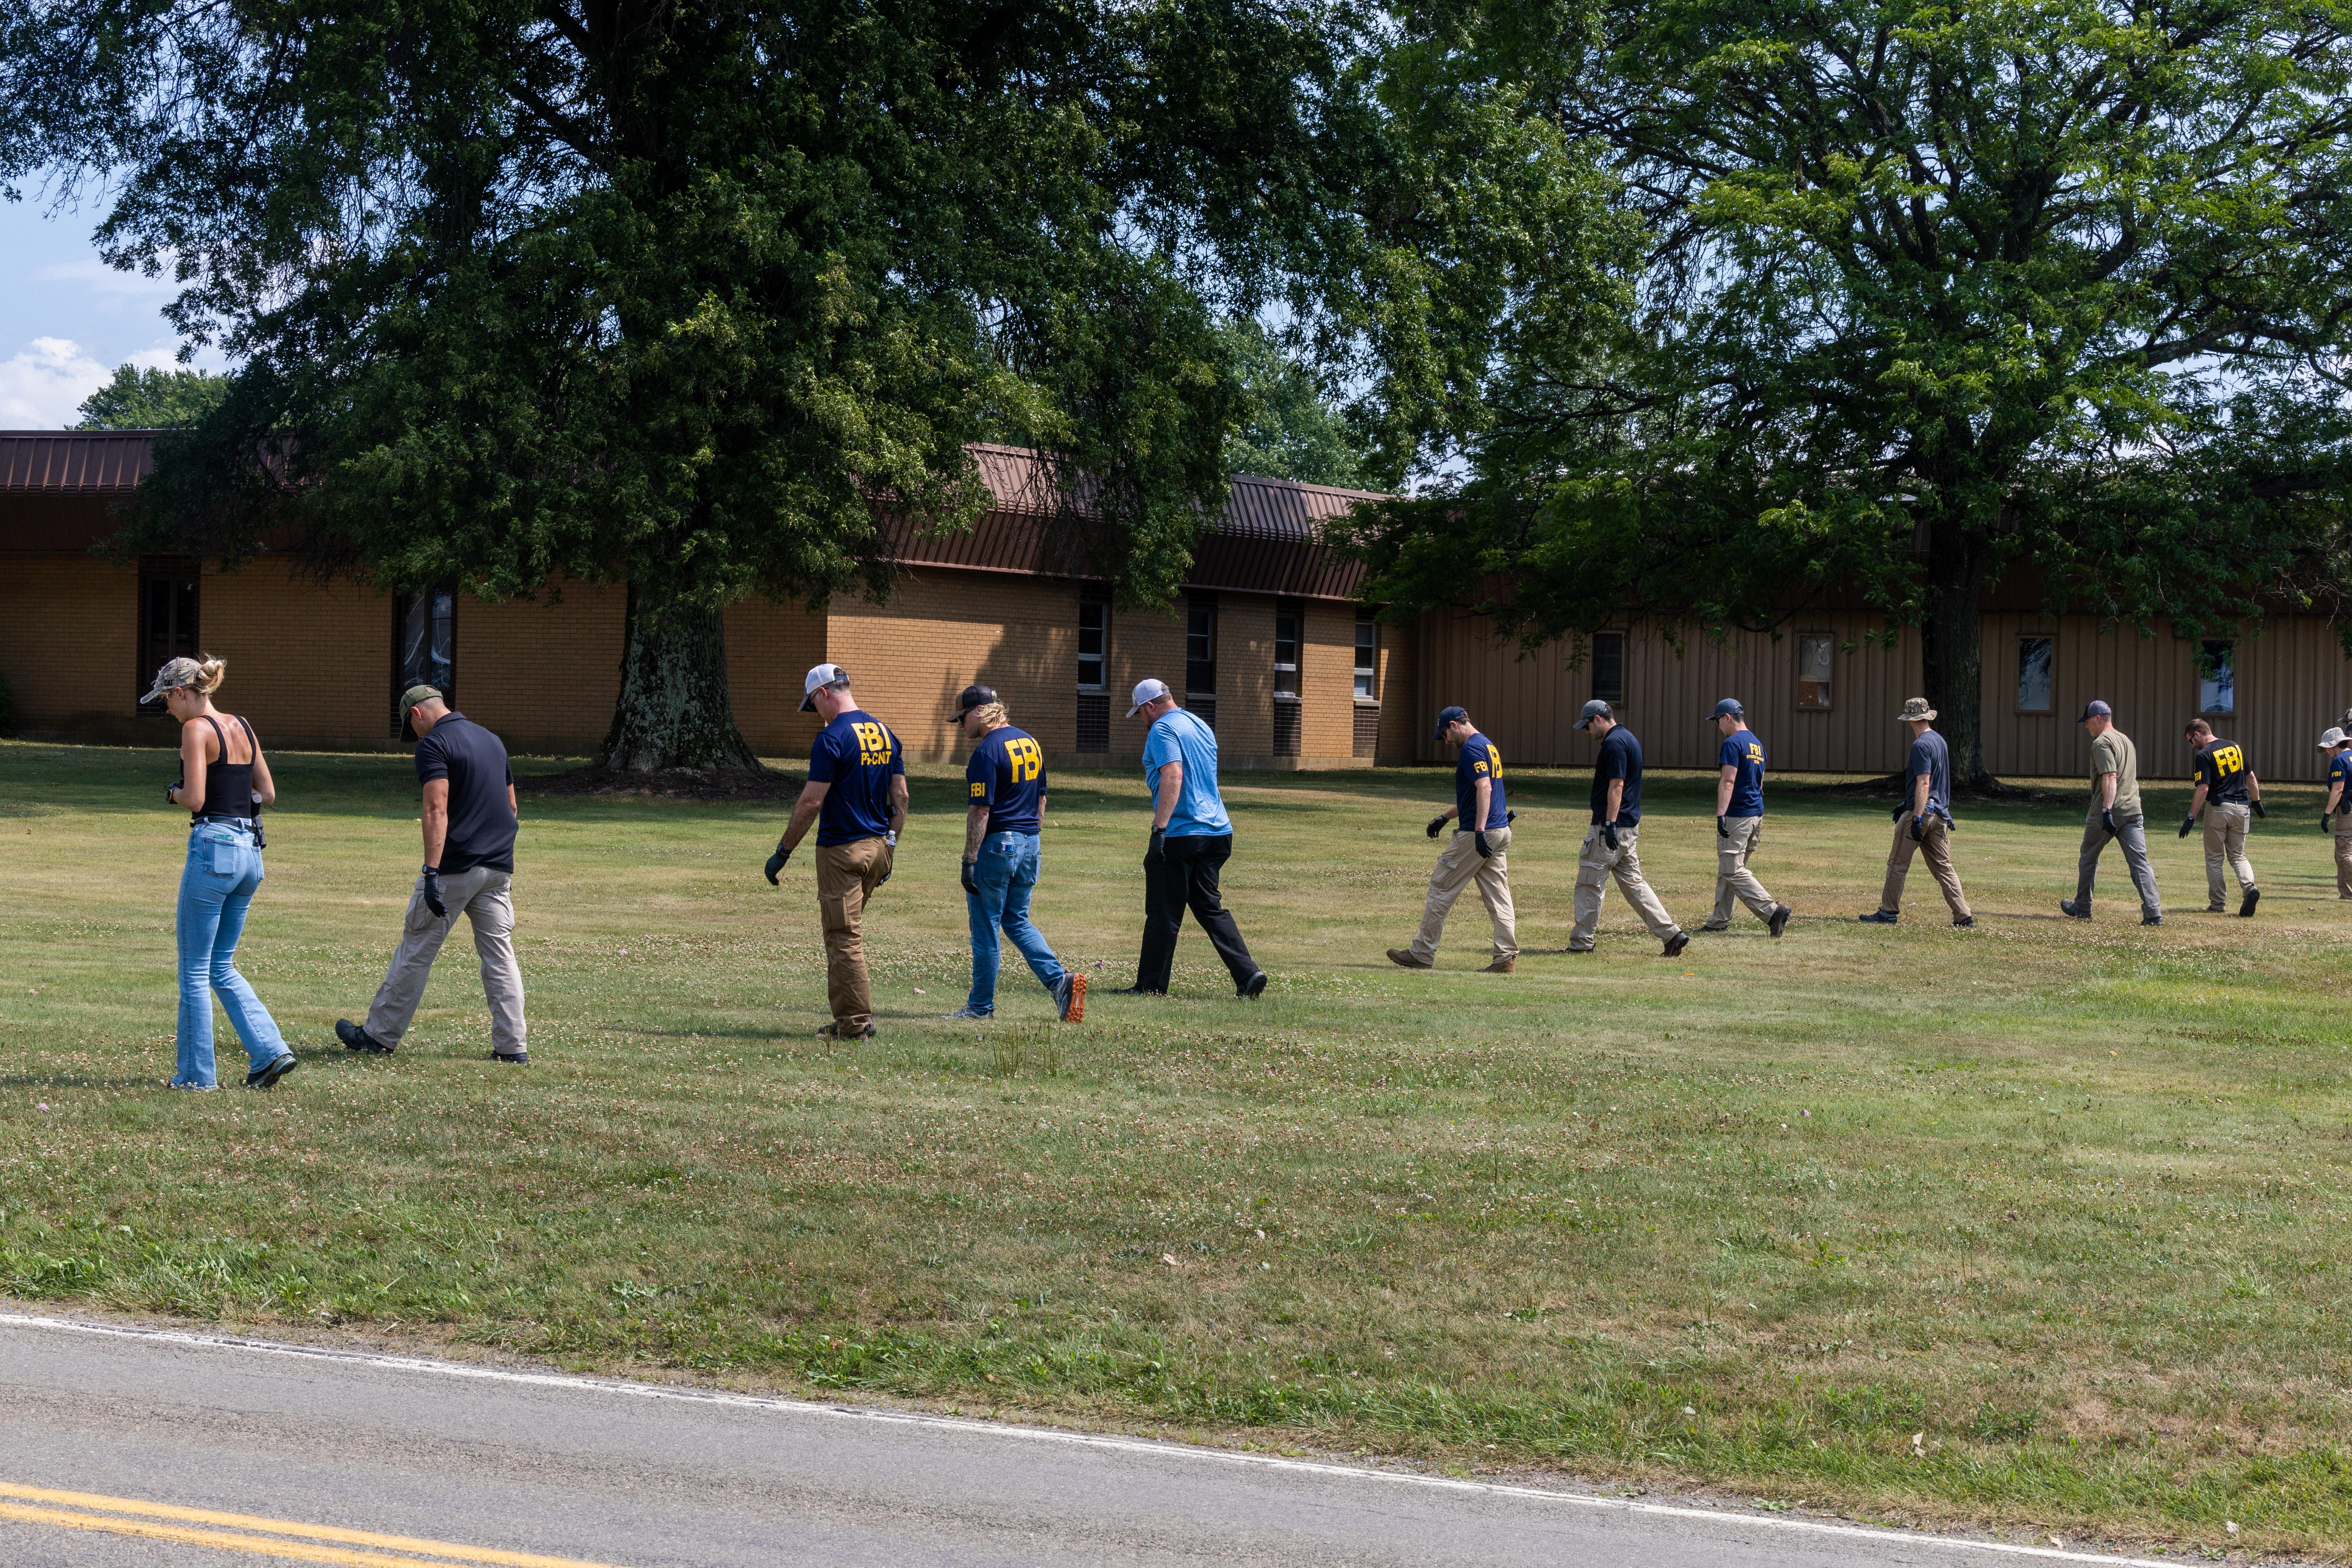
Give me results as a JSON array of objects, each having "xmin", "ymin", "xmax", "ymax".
[
  {"xmin": 1099, "ymin": 598, "xmax": 1188, "ymax": 765},
  {"xmin": 1299, "ymin": 600, "xmax": 1359, "ymax": 764},
  {"xmin": 194, "ymin": 560, "xmax": 390, "ymax": 747},
  {"xmin": 461, "ymin": 580, "xmax": 627, "ymax": 755},
  {"xmin": 1375, "ymin": 618, "xmax": 1419, "ymax": 764},
  {"xmin": 0, "ymin": 554, "xmax": 138, "ymax": 734},
  {"xmin": 826, "ymin": 569, "xmax": 1084, "ymax": 764},
  {"xmin": 726, "ymin": 595, "xmax": 829, "ymax": 759}
]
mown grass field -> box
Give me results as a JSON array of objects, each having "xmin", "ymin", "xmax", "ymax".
[{"xmin": 4, "ymin": 735, "xmax": 2351, "ymax": 1556}]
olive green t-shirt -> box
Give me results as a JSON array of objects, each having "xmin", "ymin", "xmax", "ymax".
[{"xmin": 2091, "ymin": 727, "xmax": 2142, "ymax": 819}]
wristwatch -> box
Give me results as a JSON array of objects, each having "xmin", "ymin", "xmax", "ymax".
[{"xmin": 885, "ymin": 829, "xmax": 898, "ymax": 847}]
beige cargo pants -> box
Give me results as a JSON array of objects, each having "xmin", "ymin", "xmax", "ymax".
[
  {"xmin": 816, "ymin": 837, "xmax": 893, "ymax": 1032},
  {"xmin": 363, "ymin": 866, "xmax": 527, "ymax": 1057},
  {"xmin": 1702, "ymin": 815, "xmax": 1777, "ymax": 929},
  {"xmin": 1880, "ymin": 812, "xmax": 1972, "ymax": 921},
  {"xmin": 1406, "ymin": 825, "xmax": 1516, "ymax": 963},
  {"xmin": 2337, "ymin": 818, "xmax": 2352, "ymax": 899},
  {"xmin": 1568, "ymin": 824, "xmax": 1681, "ymax": 951},
  {"xmin": 2201, "ymin": 801, "xmax": 2256, "ymax": 908}
]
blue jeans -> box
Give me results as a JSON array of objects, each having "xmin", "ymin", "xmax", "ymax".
[
  {"xmin": 174, "ymin": 822, "xmax": 290, "ymax": 1086},
  {"xmin": 965, "ymin": 832, "xmax": 1067, "ymax": 1013}
]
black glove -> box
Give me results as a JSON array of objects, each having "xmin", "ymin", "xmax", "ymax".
[
  {"xmin": 1602, "ymin": 820, "xmax": 1619, "ymax": 851},
  {"xmin": 960, "ymin": 858, "xmax": 980, "ymax": 897},
  {"xmin": 1473, "ymin": 831, "xmax": 1491, "ymax": 859},
  {"xmin": 2253, "ymin": 800, "xmax": 2267, "ymax": 819},
  {"xmin": 2178, "ymin": 815, "xmax": 2196, "ymax": 839},
  {"xmin": 1426, "ymin": 814, "xmax": 1446, "ymax": 838},
  {"xmin": 764, "ymin": 845, "xmax": 789, "ymax": 884},
  {"xmin": 2325, "ymin": 811, "xmax": 2335, "ymax": 833},
  {"xmin": 2101, "ymin": 808, "xmax": 2118, "ymax": 837},
  {"xmin": 1505, "ymin": 810, "xmax": 1516, "ymax": 824},
  {"xmin": 1145, "ymin": 828, "xmax": 1166, "ymax": 866},
  {"xmin": 1892, "ymin": 801, "xmax": 1907, "ymax": 820},
  {"xmin": 1717, "ymin": 815, "xmax": 1730, "ymax": 839},
  {"xmin": 421, "ymin": 865, "xmax": 446, "ymax": 918},
  {"xmin": 1909, "ymin": 814, "xmax": 1926, "ymax": 842},
  {"xmin": 167, "ymin": 779, "xmax": 182, "ymax": 805}
]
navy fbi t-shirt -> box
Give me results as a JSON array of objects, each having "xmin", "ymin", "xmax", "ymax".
[
  {"xmin": 967, "ymin": 724, "xmax": 1047, "ymax": 836},
  {"xmin": 1590, "ymin": 726, "xmax": 1645, "ymax": 826},
  {"xmin": 1720, "ymin": 728, "xmax": 1766, "ymax": 817},
  {"xmin": 416, "ymin": 713, "xmax": 517, "ymax": 874},
  {"xmin": 2194, "ymin": 739, "xmax": 2252, "ymax": 804},
  {"xmin": 1454, "ymin": 733, "xmax": 1508, "ymax": 830},
  {"xmin": 2334, "ymin": 750, "xmax": 2352, "ymax": 806},
  {"xmin": 809, "ymin": 709, "xmax": 905, "ymax": 846}
]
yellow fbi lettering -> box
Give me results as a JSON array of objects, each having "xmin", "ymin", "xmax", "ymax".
[
  {"xmin": 851, "ymin": 721, "xmax": 893, "ymax": 767},
  {"xmin": 1005, "ymin": 737, "xmax": 1043, "ymax": 782},
  {"xmin": 2210, "ymin": 744, "xmax": 2244, "ymax": 775}
]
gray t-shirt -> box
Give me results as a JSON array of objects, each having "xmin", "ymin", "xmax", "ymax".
[{"xmin": 1907, "ymin": 729, "xmax": 1953, "ymax": 821}]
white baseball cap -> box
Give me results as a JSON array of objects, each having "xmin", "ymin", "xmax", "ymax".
[
  {"xmin": 1126, "ymin": 677, "xmax": 1172, "ymax": 718},
  {"xmin": 799, "ymin": 663, "xmax": 850, "ymax": 712},
  {"xmin": 2321, "ymin": 727, "xmax": 2349, "ymax": 750}
]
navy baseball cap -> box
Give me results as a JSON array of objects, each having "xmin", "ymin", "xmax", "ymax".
[
  {"xmin": 1711, "ymin": 697, "xmax": 1743, "ymax": 719},
  {"xmin": 1432, "ymin": 704, "xmax": 1469, "ymax": 740},
  {"xmin": 949, "ymin": 683, "xmax": 997, "ymax": 720},
  {"xmin": 1575, "ymin": 699, "xmax": 1613, "ymax": 730},
  {"xmin": 2079, "ymin": 699, "xmax": 2113, "ymax": 721}
]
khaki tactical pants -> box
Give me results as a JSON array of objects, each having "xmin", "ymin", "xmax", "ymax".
[
  {"xmin": 2335, "ymin": 819, "xmax": 2352, "ymax": 899},
  {"xmin": 1703, "ymin": 815, "xmax": 1777, "ymax": 928},
  {"xmin": 1568, "ymin": 824, "xmax": 1681, "ymax": 951},
  {"xmin": 364, "ymin": 866, "xmax": 527, "ymax": 1056},
  {"xmin": 1408, "ymin": 825, "xmax": 1517, "ymax": 963},
  {"xmin": 1880, "ymin": 812, "xmax": 1971, "ymax": 921},
  {"xmin": 2202, "ymin": 801, "xmax": 2256, "ymax": 907},
  {"xmin": 817, "ymin": 837, "xmax": 893, "ymax": 1031}
]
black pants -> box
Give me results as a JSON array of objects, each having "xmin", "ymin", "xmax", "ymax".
[{"xmin": 1137, "ymin": 833, "xmax": 1258, "ymax": 993}]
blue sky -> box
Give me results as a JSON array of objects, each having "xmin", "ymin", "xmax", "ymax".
[{"xmin": 0, "ymin": 193, "xmax": 221, "ymax": 429}]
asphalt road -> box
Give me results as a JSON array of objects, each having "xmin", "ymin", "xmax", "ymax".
[{"xmin": 0, "ymin": 1311, "xmax": 2169, "ymax": 1568}]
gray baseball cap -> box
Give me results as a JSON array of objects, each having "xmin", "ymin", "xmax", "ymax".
[
  {"xmin": 800, "ymin": 663, "xmax": 850, "ymax": 712},
  {"xmin": 1574, "ymin": 699, "xmax": 1613, "ymax": 730},
  {"xmin": 1127, "ymin": 677, "xmax": 1172, "ymax": 718}
]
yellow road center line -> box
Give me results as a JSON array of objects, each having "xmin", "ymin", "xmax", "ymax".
[{"xmin": 0, "ymin": 1483, "xmax": 632, "ymax": 1568}]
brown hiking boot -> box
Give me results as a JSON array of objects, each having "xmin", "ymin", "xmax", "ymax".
[
  {"xmin": 1481, "ymin": 957, "xmax": 1515, "ymax": 974},
  {"xmin": 1385, "ymin": 948, "xmax": 1432, "ymax": 969}
]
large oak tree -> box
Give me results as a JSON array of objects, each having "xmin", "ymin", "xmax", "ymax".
[
  {"xmin": 0, "ymin": 0, "xmax": 1380, "ymax": 769},
  {"xmin": 1338, "ymin": 0, "xmax": 2352, "ymax": 784}
]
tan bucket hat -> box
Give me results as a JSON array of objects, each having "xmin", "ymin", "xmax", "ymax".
[{"xmin": 1895, "ymin": 697, "xmax": 1936, "ymax": 722}]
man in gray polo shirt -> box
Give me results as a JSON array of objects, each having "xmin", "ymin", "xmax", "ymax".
[{"xmin": 2062, "ymin": 699, "xmax": 2163, "ymax": 926}]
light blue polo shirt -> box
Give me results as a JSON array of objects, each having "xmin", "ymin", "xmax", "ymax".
[{"xmin": 1142, "ymin": 707, "xmax": 1231, "ymax": 837}]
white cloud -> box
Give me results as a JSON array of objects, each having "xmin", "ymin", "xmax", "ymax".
[
  {"xmin": 34, "ymin": 259, "xmax": 178, "ymax": 296},
  {"xmin": 0, "ymin": 337, "xmax": 111, "ymax": 429}
]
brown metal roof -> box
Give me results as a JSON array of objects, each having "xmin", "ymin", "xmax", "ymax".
[{"xmin": 0, "ymin": 431, "xmax": 158, "ymax": 491}]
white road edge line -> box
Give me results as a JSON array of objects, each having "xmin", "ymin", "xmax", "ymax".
[{"xmin": 0, "ymin": 1310, "xmax": 2172, "ymax": 1567}]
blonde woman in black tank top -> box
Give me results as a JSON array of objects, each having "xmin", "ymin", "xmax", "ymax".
[{"xmin": 144, "ymin": 655, "xmax": 298, "ymax": 1091}]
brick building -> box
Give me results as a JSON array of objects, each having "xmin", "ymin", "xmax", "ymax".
[
  {"xmin": 8, "ymin": 429, "xmax": 2347, "ymax": 780},
  {"xmin": 0, "ymin": 433, "xmax": 1420, "ymax": 768}
]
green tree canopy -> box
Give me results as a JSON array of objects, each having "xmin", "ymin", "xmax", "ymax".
[
  {"xmin": 1338, "ymin": 0, "xmax": 2352, "ymax": 784},
  {"xmin": 0, "ymin": 0, "xmax": 1391, "ymax": 769},
  {"xmin": 1220, "ymin": 320, "xmax": 1372, "ymax": 488},
  {"xmin": 74, "ymin": 363, "xmax": 230, "ymax": 430}
]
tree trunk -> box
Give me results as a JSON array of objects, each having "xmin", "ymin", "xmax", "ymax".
[
  {"xmin": 601, "ymin": 582, "xmax": 764, "ymax": 773},
  {"xmin": 1917, "ymin": 550, "xmax": 1993, "ymax": 790}
]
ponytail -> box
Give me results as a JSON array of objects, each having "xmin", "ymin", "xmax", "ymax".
[{"xmin": 192, "ymin": 655, "xmax": 227, "ymax": 694}]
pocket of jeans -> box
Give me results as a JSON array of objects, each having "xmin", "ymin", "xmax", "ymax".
[{"xmin": 210, "ymin": 842, "xmax": 241, "ymax": 876}]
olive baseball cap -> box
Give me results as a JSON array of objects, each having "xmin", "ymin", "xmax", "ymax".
[
  {"xmin": 399, "ymin": 682, "xmax": 445, "ymax": 717},
  {"xmin": 1574, "ymin": 699, "xmax": 1613, "ymax": 730}
]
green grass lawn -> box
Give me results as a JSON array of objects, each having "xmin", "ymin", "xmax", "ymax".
[{"xmin": 4, "ymin": 737, "xmax": 2352, "ymax": 1555}]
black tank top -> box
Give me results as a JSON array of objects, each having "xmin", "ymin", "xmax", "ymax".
[{"xmin": 193, "ymin": 714, "xmax": 259, "ymax": 822}]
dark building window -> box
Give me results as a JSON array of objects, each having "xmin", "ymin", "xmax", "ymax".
[
  {"xmin": 1352, "ymin": 705, "xmax": 1380, "ymax": 758},
  {"xmin": 2200, "ymin": 641, "xmax": 2234, "ymax": 716},
  {"xmin": 393, "ymin": 582, "xmax": 456, "ymax": 737},
  {"xmin": 1075, "ymin": 693, "xmax": 1110, "ymax": 753},
  {"xmin": 1591, "ymin": 630, "xmax": 1626, "ymax": 706},
  {"xmin": 2017, "ymin": 636, "xmax": 2053, "ymax": 713},
  {"xmin": 1273, "ymin": 702, "xmax": 1301, "ymax": 755},
  {"xmin": 1078, "ymin": 593, "xmax": 1108, "ymax": 691},
  {"xmin": 1274, "ymin": 598, "xmax": 1303, "ymax": 699},
  {"xmin": 1795, "ymin": 633, "xmax": 1832, "ymax": 711},
  {"xmin": 1354, "ymin": 610, "xmax": 1377, "ymax": 700},
  {"xmin": 1186, "ymin": 593, "xmax": 1217, "ymax": 697},
  {"xmin": 137, "ymin": 557, "xmax": 199, "ymax": 705}
]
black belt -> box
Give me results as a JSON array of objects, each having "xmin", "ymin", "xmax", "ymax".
[{"xmin": 194, "ymin": 815, "xmax": 258, "ymax": 828}]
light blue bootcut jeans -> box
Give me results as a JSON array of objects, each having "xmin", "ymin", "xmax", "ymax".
[
  {"xmin": 964, "ymin": 831, "xmax": 1068, "ymax": 1014},
  {"xmin": 174, "ymin": 822, "xmax": 291, "ymax": 1087}
]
